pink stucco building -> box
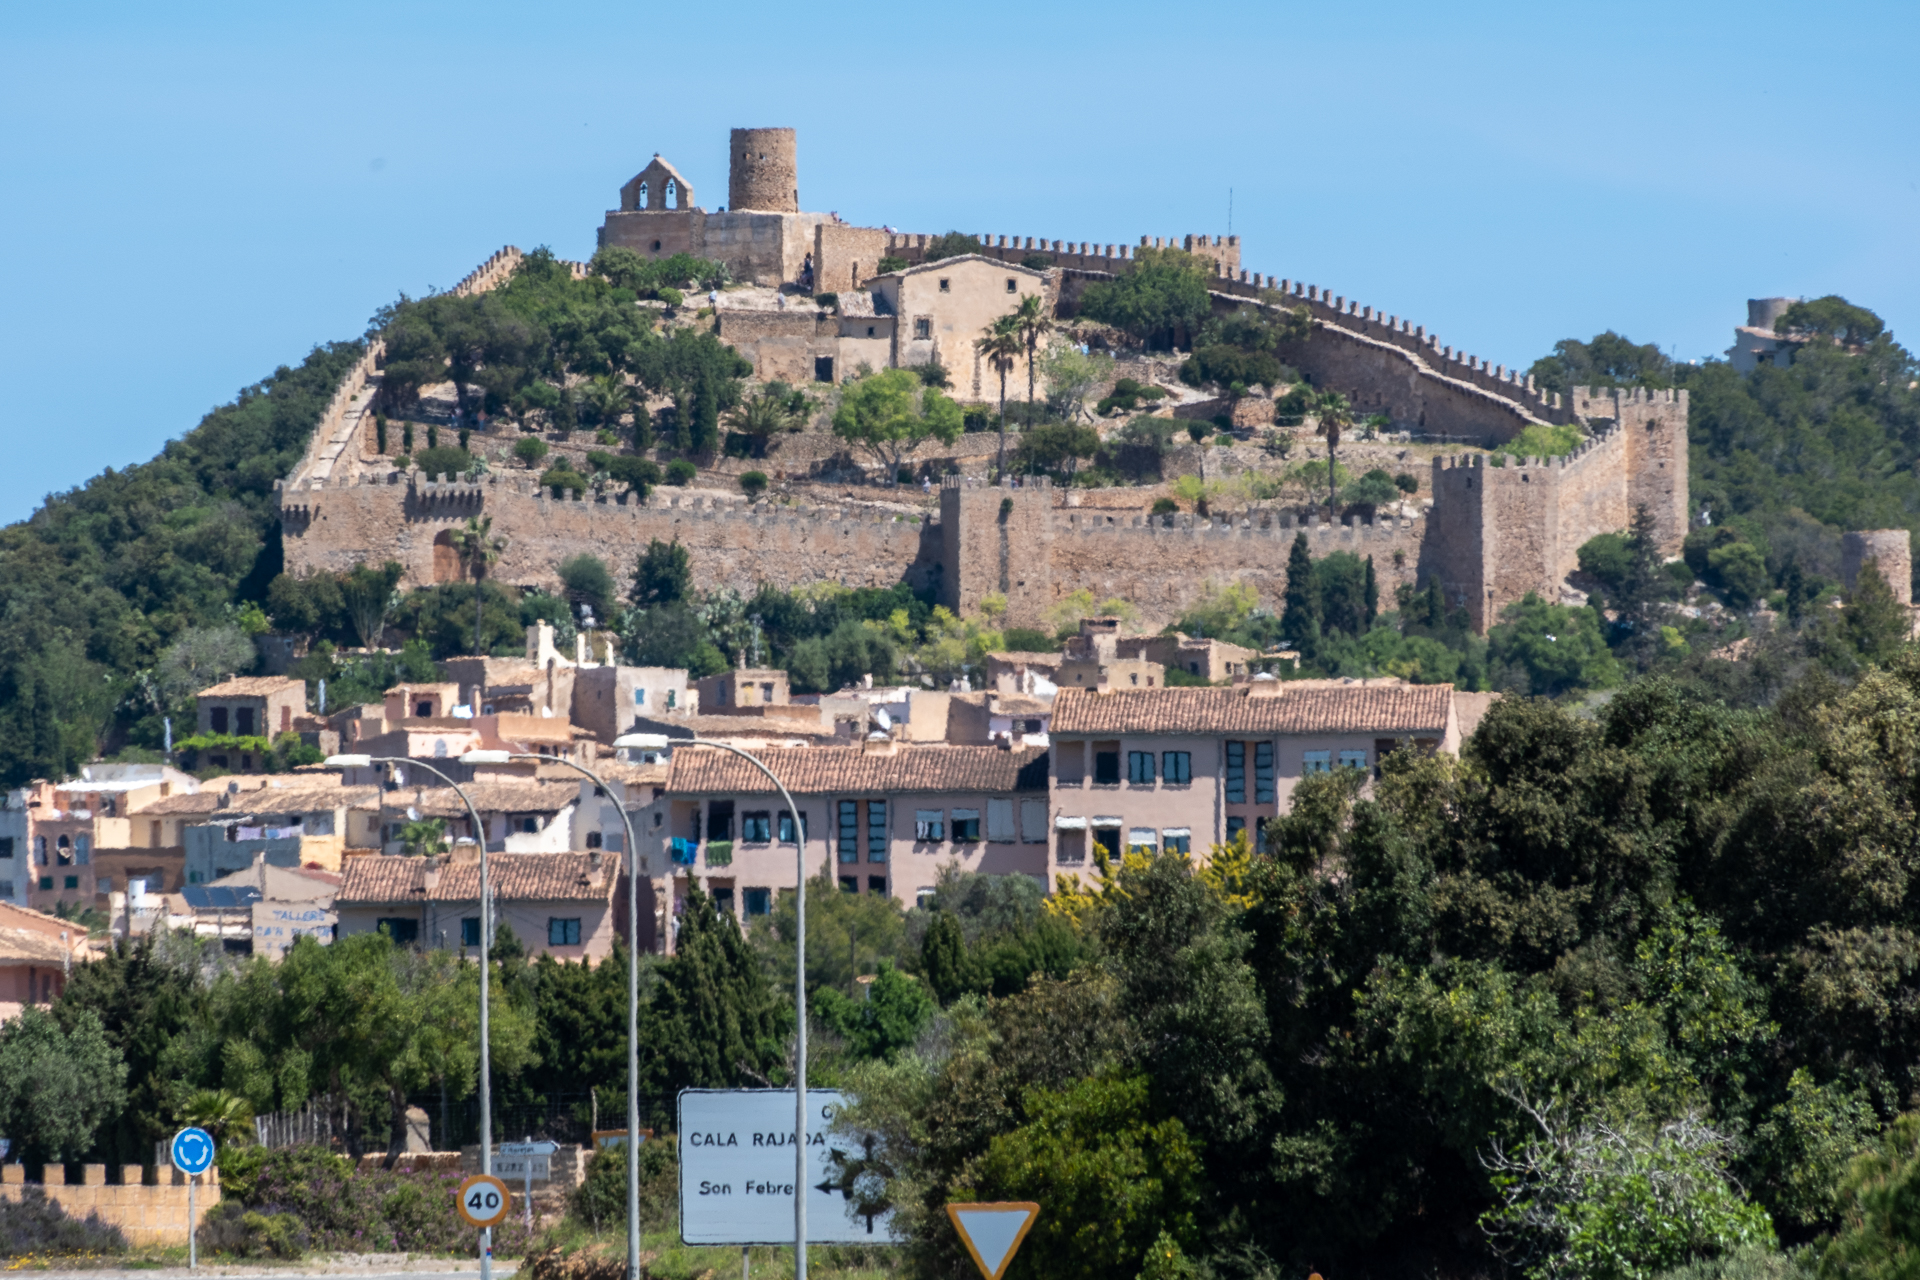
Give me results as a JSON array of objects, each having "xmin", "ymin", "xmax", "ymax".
[{"xmin": 1047, "ymin": 678, "xmax": 1476, "ymax": 869}]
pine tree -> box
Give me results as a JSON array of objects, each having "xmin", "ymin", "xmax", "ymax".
[{"xmin": 1281, "ymin": 533, "xmax": 1320, "ymax": 647}]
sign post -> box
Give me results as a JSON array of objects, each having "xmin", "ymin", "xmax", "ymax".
[
  {"xmin": 946, "ymin": 1203, "xmax": 1040, "ymax": 1280},
  {"xmin": 677, "ymin": 1089, "xmax": 899, "ymax": 1247},
  {"xmin": 170, "ymin": 1127, "xmax": 216, "ymax": 1271},
  {"xmin": 499, "ymin": 1141, "xmax": 558, "ymax": 1231},
  {"xmin": 457, "ymin": 1174, "xmax": 512, "ymax": 1247}
]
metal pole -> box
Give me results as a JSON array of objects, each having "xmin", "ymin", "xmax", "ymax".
[
  {"xmin": 504, "ymin": 753, "xmax": 644, "ymax": 1280},
  {"xmin": 188, "ymin": 1174, "xmax": 196, "ymax": 1270},
  {"xmin": 363, "ymin": 756, "xmax": 493, "ymax": 1280}
]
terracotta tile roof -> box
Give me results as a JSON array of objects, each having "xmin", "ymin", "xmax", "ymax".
[
  {"xmin": 338, "ymin": 852, "xmax": 620, "ymax": 906},
  {"xmin": 408, "ymin": 782, "xmax": 580, "ymax": 817},
  {"xmin": 990, "ymin": 694, "xmax": 1052, "ymax": 717},
  {"xmin": 131, "ymin": 792, "xmax": 223, "ymax": 816},
  {"xmin": 642, "ymin": 714, "xmax": 841, "ymax": 740},
  {"xmin": 196, "ymin": 676, "xmax": 306, "ymax": 698},
  {"xmin": 667, "ymin": 745, "xmax": 1049, "ymax": 796},
  {"xmin": 215, "ymin": 786, "xmax": 380, "ymax": 817},
  {"xmin": 0, "ymin": 927, "xmax": 82, "ymax": 965},
  {"xmin": 987, "ymin": 652, "xmax": 1064, "ymax": 666},
  {"xmin": 1049, "ymin": 683, "xmax": 1453, "ymax": 736}
]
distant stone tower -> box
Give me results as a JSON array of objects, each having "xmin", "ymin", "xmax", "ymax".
[
  {"xmin": 729, "ymin": 128, "xmax": 799, "ymax": 213},
  {"xmin": 1843, "ymin": 530, "xmax": 1913, "ymax": 605}
]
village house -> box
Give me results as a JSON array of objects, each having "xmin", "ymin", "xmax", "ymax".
[
  {"xmin": 2, "ymin": 764, "xmax": 200, "ymax": 911},
  {"xmin": 651, "ymin": 740, "xmax": 1050, "ymax": 929},
  {"xmin": 196, "ymin": 676, "xmax": 309, "ymax": 768},
  {"xmin": 378, "ymin": 779, "xmax": 583, "ymax": 855},
  {"xmin": 867, "ymin": 256, "xmax": 1049, "ymax": 399},
  {"xmin": 181, "ymin": 783, "xmax": 378, "ymax": 882},
  {"xmin": 162, "ymin": 859, "xmax": 341, "ymax": 955},
  {"xmin": 0, "ymin": 902, "xmax": 93, "ymax": 1019},
  {"xmin": 1047, "ymin": 678, "xmax": 1486, "ymax": 874},
  {"xmin": 335, "ymin": 850, "xmax": 633, "ymax": 959}
]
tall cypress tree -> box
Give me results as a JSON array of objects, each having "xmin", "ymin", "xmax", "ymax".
[
  {"xmin": 1281, "ymin": 533, "xmax": 1320, "ymax": 647},
  {"xmin": 648, "ymin": 884, "xmax": 789, "ymax": 1106},
  {"xmin": 1363, "ymin": 556, "xmax": 1378, "ymax": 629}
]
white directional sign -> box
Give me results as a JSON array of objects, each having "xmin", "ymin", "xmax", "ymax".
[
  {"xmin": 678, "ymin": 1088, "xmax": 900, "ymax": 1245},
  {"xmin": 492, "ymin": 1156, "xmax": 550, "ymax": 1180},
  {"xmin": 500, "ymin": 1141, "xmax": 558, "ymax": 1156}
]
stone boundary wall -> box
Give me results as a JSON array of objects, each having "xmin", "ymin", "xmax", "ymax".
[
  {"xmin": 0, "ymin": 1163, "xmax": 219, "ymax": 1246},
  {"xmin": 282, "ymin": 479, "xmax": 942, "ymax": 598}
]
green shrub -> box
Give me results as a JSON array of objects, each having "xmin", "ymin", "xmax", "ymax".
[
  {"xmin": 658, "ymin": 286, "xmax": 684, "ymax": 309},
  {"xmin": 1394, "ymin": 472, "xmax": 1419, "ymax": 493},
  {"xmin": 814, "ymin": 293, "xmax": 839, "ymax": 311},
  {"xmin": 665, "ymin": 459, "xmax": 697, "ymax": 486},
  {"xmin": 1002, "ymin": 626, "xmax": 1055, "ymax": 652},
  {"xmin": 413, "ymin": 445, "xmax": 472, "ymax": 479},
  {"xmin": 1151, "ymin": 497, "xmax": 1179, "ymax": 515},
  {"xmin": 540, "ymin": 467, "xmax": 590, "ymax": 498},
  {"xmin": 877, "ymin": 256, "xmax": 909, "ymax": 274},
  {"xmin": 0, "ymin": 1191, "xmax": 128, "ymax": 1257},
  {"xmin": 739, "ymin": 471, "xmax": 769, "ymax": 499},
  {"xmin": 513, "ymin": 437, "xmax": 550, "ymax": 467},
  {"xmin": 198, "ymin": 1201, "xmax": 309, "ymax": 1259},
  {"xmin": 570, "ymin": 1139, "xmax": 680, "ymax": 1232},
  {"xmin": 1021, "ymin": 253, "xmax": 1055, "ymax": 270}
]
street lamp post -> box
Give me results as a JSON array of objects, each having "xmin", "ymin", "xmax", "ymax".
[
  {"xmin": 325, "ymin": 753, "xmax": 497, "ymax": 1280},
  {"xmin": 485, "ymin": 750, "xmax": 644, "ymax": 1280},
  {"xmin": 614, "ymin": 734, "xmax": 810, "ymax": 1280}
]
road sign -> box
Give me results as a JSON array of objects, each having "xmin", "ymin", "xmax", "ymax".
[
  {"xmin": 499, "ymin": 1141, "xmax": 558, "ymax": 1156},
  {"xmin": 678, "ymin": 1088, "xmax": 899, "ymax": 1246},
  {"xmin": 593, "ymin": 1128, "xmax": 653, "ymax": 1150},
  {"xmin": 493, "ymin": 1156, "xmax": 550, "ymax": 1180},
  {"xmin": 457, "ymin": 1175, "xmax": 512, "ymax": 1228},
  {"xmin": 170, "ymin": 1127, "xmax": 215, "ymax": 1176},
  {"xmin": 947, "ymin": 1203, "xmax": 1040, "ymax": 1280}
]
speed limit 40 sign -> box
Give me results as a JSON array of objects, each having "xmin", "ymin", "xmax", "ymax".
[{"xmin": 457, "ymin": 1174, "xmax": 511, "ymax": 1227}]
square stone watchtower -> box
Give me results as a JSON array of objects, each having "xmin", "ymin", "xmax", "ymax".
[{"xmin": 940, "ymin": 477, "xmax": 1056, "ymax": 630}]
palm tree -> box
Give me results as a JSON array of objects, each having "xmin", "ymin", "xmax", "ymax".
[
  {"xmin": 582, "ymin": 375, "xmax": 629, "ymax": 433},
  {"xmin": 976, "ymin": 315, "xmax": 1024, "ymax": 479},
  {"xmin": 400, "ymin": 817, "xmax": 450, "ymax": 857},
  {"xmin": 180, "ymin": 1089, "xmax": 255, "ymax": 1146},
  {"xmin": 1013, "ymin": 294, "xmax": 1055, "ymax": 417},
  {"xmin": 449, "ymin": 516, "xmax": 506, "ymax": 658},
  {"xmin": 1315, "ymin": 391, "xmax": 1353, "ymax": 512}
]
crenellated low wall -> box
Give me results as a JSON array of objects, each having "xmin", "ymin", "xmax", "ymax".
[{"xmin": 0, "ymin": 1163, "xmax": 220, "ymax": 1246}]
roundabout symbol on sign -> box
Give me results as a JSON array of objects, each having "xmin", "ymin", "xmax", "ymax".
[
  {"xmin": 457, "ymin": 1174, "xmax": 511, "ymax": 1228},
  {"xmin": 170, "ymin": 1127, "xmax": 215, "ymax": 1176}
]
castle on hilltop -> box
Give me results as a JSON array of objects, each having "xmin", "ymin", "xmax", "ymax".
[{"xmin": 276, "ymin": 128, "xmax": 1694, "ymax": 634}]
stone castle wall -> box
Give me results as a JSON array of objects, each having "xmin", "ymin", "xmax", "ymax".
[
  {"xmin": 938, "ymin": 477, "xmax": 1425, "ymax": 631},
  {"xmin": 1423, "ymin": 404, "xmax": 1687, "ymax": 631},
  {"xmin": 283, "ymin": 478, "xmax": 942, "ymax": 599},
  {"xmin": 0, "ymin": 1164, "xmax": 219, "ymax": 1247}
]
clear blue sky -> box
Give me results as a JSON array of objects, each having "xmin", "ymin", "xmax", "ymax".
[{"xmin": 2, "ymin": 0, "xmax": 1914, "ymax": 524}]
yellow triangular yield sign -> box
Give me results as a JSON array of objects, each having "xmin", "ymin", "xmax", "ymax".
[{"xmin": 947, "ymin": 1202, "xmax": 1040, "ymax": 1280}]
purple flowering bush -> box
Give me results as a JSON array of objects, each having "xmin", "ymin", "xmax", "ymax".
[{"xmin": 209, "ymin": 1145, "xmax": 533, "ymax": 1258}]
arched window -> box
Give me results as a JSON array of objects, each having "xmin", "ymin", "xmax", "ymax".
[
  {"xmin": 665, "ymin": 179, "xmax": 677, "ymax": 208},
  {"xmin": 636, "ymin": 180, "xmax": 648, "ymax": 209},
  {"xmin": 433, "ymin": 739, "xmax": 448, "ymax": 758}
]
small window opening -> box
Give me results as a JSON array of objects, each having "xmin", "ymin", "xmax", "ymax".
[
  {"xmin": 1006, "ymin": 278, "xmax": 1017, "ymax": 293},
  {"xmin": 938, "ymin": 278, "xmax": 950, "ymax": 292}
]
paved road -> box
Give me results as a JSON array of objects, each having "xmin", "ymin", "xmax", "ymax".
[{"xmin": 40, "ymin": 1267, "xmax": 519, "ymax": 1280}]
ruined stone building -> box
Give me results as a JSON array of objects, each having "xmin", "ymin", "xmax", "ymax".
[{"xmin": 277, "ymin": 126, "xmax": 1700, "ymax": 634}]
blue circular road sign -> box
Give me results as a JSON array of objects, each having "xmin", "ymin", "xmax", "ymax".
[{"xmin": 171, "ymin": 1126, "xmax": 215, "ymax": 1175}]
